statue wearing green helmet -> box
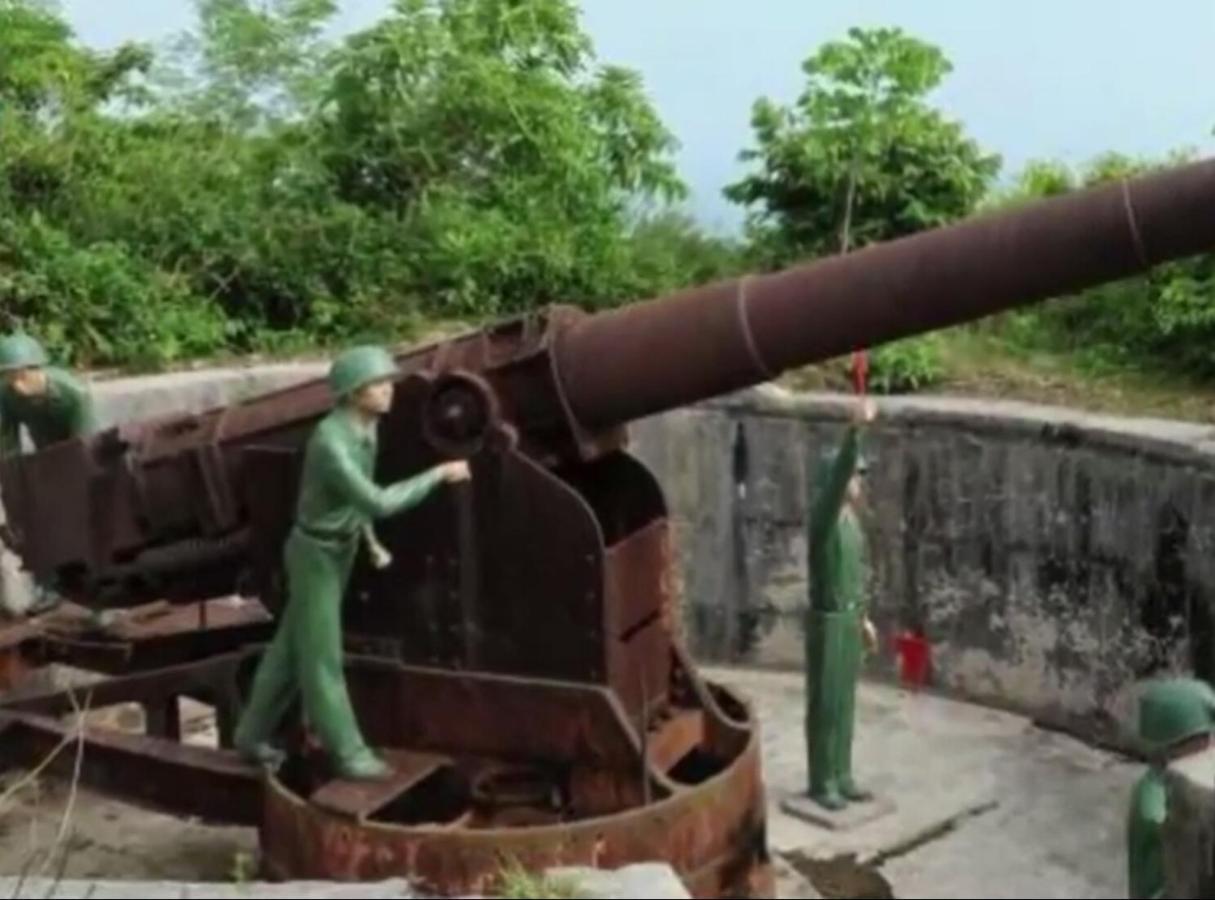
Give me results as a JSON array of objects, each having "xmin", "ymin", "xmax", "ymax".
[
  {"xmin": 234, "ymin": 344, "xmax": 472, "ymax": 781},
  {"xmin": 327, "ymin": 345, "xmax": 400, "ymax": 399},
  {"xmin": 0, "ymin": 333, "xmax": 50, "ymax": 371},
  {"xmin": 0, "ymin": 333, "xmax": 97, "ymax": 458},
  {"xmin": 1127, "ymin": 677, "xmax": 1215, "ymax": 899},
  {"xmin": 798, "ymin": 396, "xmax": 879, "ymax": 813},
  {"xmin": 0, "ymin": 333, "xmax": 97, "ymax": 617}
]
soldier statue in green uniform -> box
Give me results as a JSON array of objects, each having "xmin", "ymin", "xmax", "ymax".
[
  {"xmin": 0, "ymin": 333, "xmax": 98, "ymax": 615},
  {"xmin": 233, "ymin": 345, "xmax": 470, "ymax": 780},
  {"xmin": 804, "ymin": 396, "xmax": 879, "ymax": 811},
  {"xmin": 1127, "ymin": 677, "xmax": 1215, "ymax": 899},
  {"xmin": 0, "ymin": 334, "xmax": 97, "ymax": 458}
]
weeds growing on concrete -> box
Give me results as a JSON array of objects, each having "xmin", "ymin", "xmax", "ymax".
[{"xmin": 495, "ymin": 858, "xmax": 587, "ymax": 899}]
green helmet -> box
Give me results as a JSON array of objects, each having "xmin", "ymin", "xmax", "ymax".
[
  {"xmin": 0, "ymin": 333, "xmax": 48, "ymax": 372},
  {"xmin": 1138, "ymin": 677, "xmax": 1215, "ymax": 750},
  {"xmin": 328, "ymin": 345, "xmax": 398, "ymax": 398}
]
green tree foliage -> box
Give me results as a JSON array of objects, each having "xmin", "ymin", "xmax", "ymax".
[
  {"xmin": 0, "ymin": 0, "xmax": 701, "ymax": 369},
  {"xmin": 726, "ymin": 27, "xmax": 1001, "ymax": 392},
  {"xmin": 318, "ymin": 0, "xmax": 686, "ymax": 316},
  {"xmin": 991, "ymin": 150, "xmax": 1215, "ymax": 378},
  {"xmin": 725, "ymin": 27, "xmax": 1000, "ymax": 267}
]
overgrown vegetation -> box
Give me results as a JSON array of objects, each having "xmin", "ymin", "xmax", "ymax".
[
  {"xmin": 1, "ymin": 3, "xmax": 1213, "ymax": 409},
  {"xmin": 0, "ymin": 0, "xmax": 699, "ymax": 368},
  {"xmin": 495, "ymin": 859, "xmax": 587, "ymax": 899}
]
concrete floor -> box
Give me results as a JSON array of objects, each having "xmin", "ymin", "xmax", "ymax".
[
  {"xmin": 0, "ymin": 667, "xmax": 1137, "ymax": 899},
  {"xmin": 704, "ymin": 666, "xmax": 1136, "ymax": 899}
]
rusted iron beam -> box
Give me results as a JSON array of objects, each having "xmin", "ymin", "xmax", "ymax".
[
  {"xmin": 0, "ymin": 709, "xmax": 261, "ymax": 825},
  {"xmin": 143, "ymin": 694, "xmax": 183, "ymax": 741},
  {"xmin": 0, "ymin": 619, "xmax": 40, "ymax": 692},
  {"xmin": 556, "ymin": 157, "xmax": 1215, "ymax": 429},
  {"xmin": 1, "ymin": 600, "xmax": 271, "ymax": 679},
  {"xmin": 310, "ymin": 749, "xmax": 449, "ymax": 821},
  {"xmin": 0, "ymin": 649, "xmax": 254, "ymax": 716}
]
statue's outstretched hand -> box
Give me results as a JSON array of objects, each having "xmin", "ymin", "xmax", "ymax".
[
  {"xmin": 439, "ymin": 460, "xmax": 471, "ymax": 483},
  {"xmin": 369, "ymin": 542, "xmax": 393, "ymax": 570},
  {"xmin": 853, "ymin": 397, "xmax": 877, "ymax": 426},
  {"xmin": 862, "ymin": 617, "xmax": 879, "ymax": 656}
]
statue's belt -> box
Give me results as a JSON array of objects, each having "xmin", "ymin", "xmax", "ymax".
[
  {"xmin": 295, "ymin": 522, "xmax": 359, "ymax": 544},
  {"xmin": 807, "ymin": 607, "xmax": 863, "ymax": 620}
]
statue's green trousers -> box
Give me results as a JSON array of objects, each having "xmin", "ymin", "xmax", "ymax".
[
  {"xmin": 234, "ymin": 528, "xmax": 369, "ymax": 767},
  {"xmin": 805, "ymin": 608, "xmax": 863, "ymax": 805}
]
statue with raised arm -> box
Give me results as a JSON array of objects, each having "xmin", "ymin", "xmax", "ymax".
[
  {"xmin": 233, "ymin": 345, "xmax": 470, "ymax": 780},
  {"xmin": 804, "ymin": 396, "xmax": 879, "ymax": 811}
]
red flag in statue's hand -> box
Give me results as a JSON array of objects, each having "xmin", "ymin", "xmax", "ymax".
[{"xmin": 851, "ymin": 350, "xmax": 869, "ymax": 395}]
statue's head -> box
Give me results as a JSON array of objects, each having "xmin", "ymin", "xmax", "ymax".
[
  {"xmin": 814, "ymin": 445, "xmax": 870, "ymax": 511},
  {"xmin": 0, "ymin": 333, "xmax": 50, "ymax": 398},
  {"xmin": 1137, "ymin": 677, "xmax": 1215, "ymax": 763},
  {"xmin": 328, "ymin": 345, "xmax": 399, "ymax": 417}
]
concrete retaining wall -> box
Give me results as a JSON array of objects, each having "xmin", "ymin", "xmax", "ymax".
[
  {"xmin": 88, "ymin": 363, "xmax": 326, "ymax": 425},
  {"xmin": 11, "ymin": 364, "xmax": 1215, "ymax": 744},
  {"xmin": 630, "ymin": 387, "xmax": 1215, "ymax": 745}
]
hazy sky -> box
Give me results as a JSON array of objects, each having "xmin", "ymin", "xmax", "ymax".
[{"xmin": 61, "ymin": 0, "xmax": 1215, "ymax": 232}]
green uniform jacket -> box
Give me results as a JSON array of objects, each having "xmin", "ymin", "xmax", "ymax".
[
  {"xmin": 235, "ymin": 407, "xmax": 446, "ymax": 771},
  {"xmin": 0, "ymin": 367, "xmax": 98, "ymax": 457},
  {"xmin": 804, "ymin": 425, "xmax": 867, "ymax": 802},
  {"xmin": 1126, "ymin": 768, "xmax": 1167, "ymax": 900},
  {"xmin": 809, "ymin": 426, "xmax": 865, "ymax": 614},
  {"xmin": 294, "ymin": 406, "xmax": 445, "ymax": 544}
]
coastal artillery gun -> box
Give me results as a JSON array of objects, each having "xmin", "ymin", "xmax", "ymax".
[{"xmin": 2, "ymin": 158, "xmax": 1214, "ymax": 896}]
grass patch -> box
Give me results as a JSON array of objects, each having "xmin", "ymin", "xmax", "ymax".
[
  {"xmin": 495, "ymin": 859, "xmax": 589, "ymax": 899},
  {"xmin": 779, "ymin": 327, "xmax": 1215, "ymax": 424}
]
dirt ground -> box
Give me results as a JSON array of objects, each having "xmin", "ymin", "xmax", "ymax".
[{"xmin": 0, "ymin": 693, "xmax": 256, "ymax": 884}]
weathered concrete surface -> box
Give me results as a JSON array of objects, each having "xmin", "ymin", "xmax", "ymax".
[
  {"xmin": 88, "ymin": 362, "xmax": 324, "ymax": 427},
  {"xmin": 0, "ymin": 866, "xmax": 687, "ymax": 899},
  {"xmin": 1, "ymin": 665, "xmax": 1137, "ymax": 899},
  {"xmin": 545, "ymin": 864, "xmax": 690, "ymax": 898},
  {"xmin": 0, "ymin": 878, "xmax": 419, "ymax": 898},
  {"xmin": 706, "ymin": 666, "xmax": 1136, "ymax": 899},
  {"xmin": 779, "ymin": 791, "xmax": 896, "ymax": 831},
  {"xmin": 1163, "ymin": 746, "xmax": 1215, "ymax": 898},
  {"xmin": 632, "ymin": 387, "xmax": 1215, "ymax": 746}
]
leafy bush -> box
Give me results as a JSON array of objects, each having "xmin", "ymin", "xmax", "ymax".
[
  {"xmin": 986, "ymin": 151, "xmax": 1215, "ymax": 380},
  {"xmin": 867, "ymin": 335, "xmax": 945, "ymax": 393},
  {"xmin": 0, "ymin": 0, "xmax": 719, "ymax": 370},
  {"xmin": 0, "ymin": 214, "xmax": 227, "ymax": 368}
]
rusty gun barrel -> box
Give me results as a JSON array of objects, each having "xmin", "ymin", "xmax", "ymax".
[{"xmin": 555, "ymin": 157, "xmax": 1215, "ymax": 429}]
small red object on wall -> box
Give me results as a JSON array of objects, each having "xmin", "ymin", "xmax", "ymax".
[{"xmin": 895, "ymin": 630, "xmax": 931, "ymax": 689}]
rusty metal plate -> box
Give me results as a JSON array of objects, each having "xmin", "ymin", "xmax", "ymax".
[
  {"xmin": 343, "ymin": 659, "xmax": 639, "ymax": 767},
  {"xmin": 311, "ymin": 749, "xmax": 449, "ymax": 821},
  {"xmin": 648, "ymin": 710, "xmax": 706, "ymax": 774},
  {"xmin": 0, "ymin": 708, "xmax": 261, "ymax": 825},
  {"xmin": 603, "ymin": 519, "xmax": 673, "ymax": 638},
  {"xmin": 260, "ymin": 679, "xmax": 772, "ymax": 899}
]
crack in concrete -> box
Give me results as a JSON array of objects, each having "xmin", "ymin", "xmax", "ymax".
[{"xmin": 864, "ymin": 799, "xmax": 1000, "ymax": 868}]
